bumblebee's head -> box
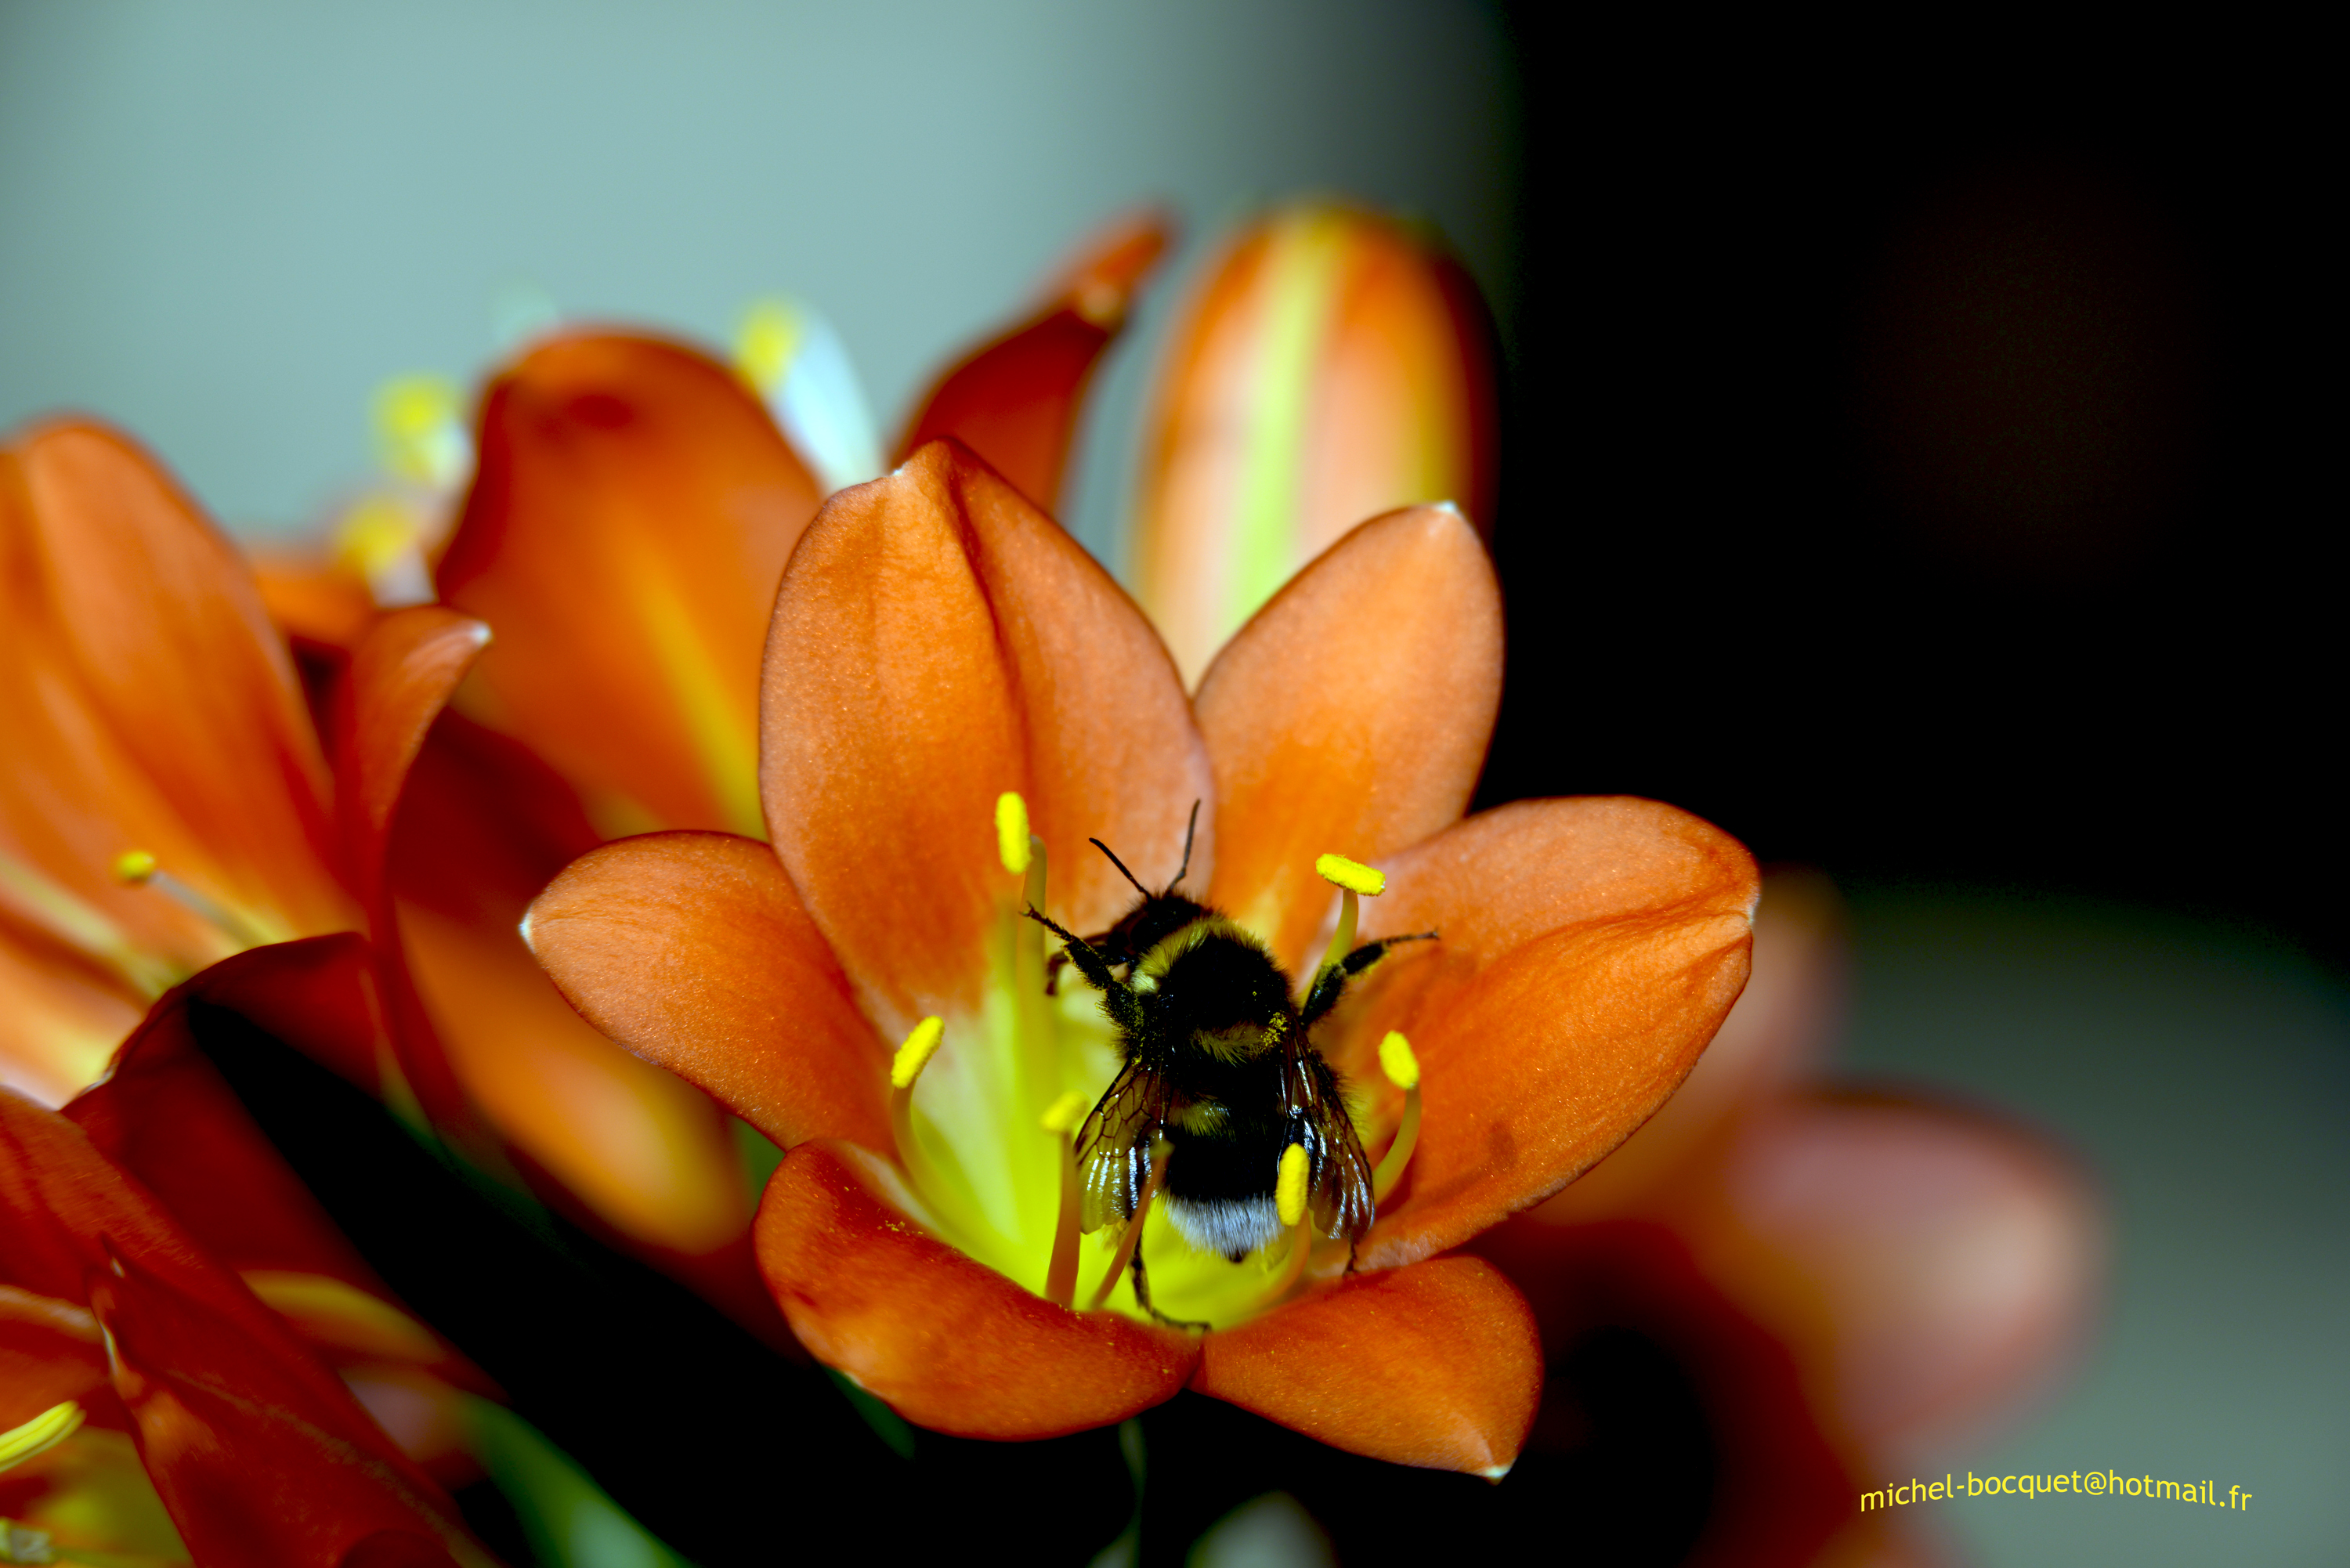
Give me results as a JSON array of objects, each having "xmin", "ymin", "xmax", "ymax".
[{"xmin": 1137, "ymin": 920, "xmax": 1291, "ymax": 1058}]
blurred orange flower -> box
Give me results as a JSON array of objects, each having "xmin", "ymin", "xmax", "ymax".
[
  {"xmin": 0, "ymin": 421, "xmax": 486, "ymax": 1129},
  {"xmin": 522, "ymin": 439, "xmax": 1758, "ymax": 1473}
]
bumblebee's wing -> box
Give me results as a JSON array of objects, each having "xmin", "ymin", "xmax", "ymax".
[
  {"xmin": 1073, "ymin": 1057, "xmax": 1175, "ymax": 1234},
  {"xmin": 1285, "ymin": 1050, "xmax": 1376, "ymax": 1241}
]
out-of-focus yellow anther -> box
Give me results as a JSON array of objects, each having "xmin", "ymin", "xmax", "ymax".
[
  {"xmin": 372, "ymin": 374, "xmax": 468, "ymax": 487},
  {"xmin": 1377, "ymin": 1030, "xmax": 1419, "ymax": 1091},
  {"xmin": 111, "ymin": 849, "xmax": 158, "ymax": 887},
  {"xmin": 1040, "ymin": 1089, "xmax": 1091, "ymax": 1135},
  {"xmin": 734, "ymin": 298, "xmax": 802, "ymax": 396},
  {"xmin": 0, "ymin": 1400, "xmax": 83, "ymax": 1472},
  {"xmin": 996, "ymin": 792, "xmax": 1032, "ymax": 876},
  {"xmin": 890, "ymin": 1017, "xmax": 946, "ymax": 1090},
  {"xmin": 1275, "ymin": 1142, "xmax": 1311, "ymax": 1229},
  {"xmin": 1314, "ymin": 853, "xmax": 1385, "ymax": 897}
]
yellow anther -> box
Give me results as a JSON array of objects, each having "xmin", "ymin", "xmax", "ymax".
[
  {"xmin": 890, "ymin": 1017, "xmax": 946, "ymax": 1090},
  {"xmin": 110, "ymin": 849, "xmax": 158, "ymax": 886},
  {"xmin": 1276, "ymin": 1142, "xmax": 1311, "ymax": 1229},
  {"xmin": 996, "ymin": 792, "xmax": 1032, "ymax": 876},
  {"xmin": 334, "ymin": 494, "xmax": 426, "ymax": 575},
  {"xmin": 734, "ymin": 297, "xmax": 803, "ymax": 396},
  {"xmin": 1314, "ymin": 854, "xmax": 1385, "ymax": 897},
  {"xmin": 1039, "ymin": 1089, "xmax": 1091, "ymax": 1135},
  {"xmin": 372, "ymin": 374, "xmax": 468, "ymax": 487},
  {"xmin": 1377, "ymin": 1031, "xmax": 1419, "ymax": 1091},
  {"xmin": 0, "ymin": 1400, "xmax": 83, "ymax": 1472}
]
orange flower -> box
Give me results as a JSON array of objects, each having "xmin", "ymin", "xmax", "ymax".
[{"xmin": 523, "ymin": 440, "xmax": 1757, "ymax": 1474}]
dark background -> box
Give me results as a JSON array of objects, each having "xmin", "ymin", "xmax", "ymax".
[{"xmin": 1480, "ymin": 19, "xmax": 2334, "ymax": 971}]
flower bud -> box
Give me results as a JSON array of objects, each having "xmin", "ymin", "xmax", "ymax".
[{"xmin": 1133, "ymin": 203, "xmax": 1497, "ymax": 685}]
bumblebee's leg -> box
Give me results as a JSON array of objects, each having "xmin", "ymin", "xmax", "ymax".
[
  {"xmin": 1301, "ymin": 931, "xmax": 1437, "ymax": 1027},
  {"xmin": 1044, "ymin": 947, "xmax": 1068, "ymax": 997},
  {"xmin": 1130, "ymin": 1246, "xmax": 1209, "ymax": 1332},
  {"xmin": 1024, "ymin": 908, "xmax": 1140, "ymax": 1028}
]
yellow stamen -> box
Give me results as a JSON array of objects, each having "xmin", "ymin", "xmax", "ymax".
[
  {"xmin": 1275, "ymin": 1141, "xmax": 1311, "ymax": 1229},
  {"xmin": 888, "ymin": 1017, "xmax": 952, "ymax": 1201},
  {"xmin": 1376, "ymin": 1029, "xmax": 1419, "ymax": 1091},
  {"xmin": 996, "ymin": 792, "xmax": 1032, "ymax": 876},
  {"xmin": 111, "ymin": 850, "xmax": 273, "ymax": 948},
  {"xmin": 1265, "ymin": 1143, "xmax": 1316, "ymax": 1299},
  {"xmin": 1314, "ymin": 851, "xmax": 1383, "ymax": 984},
  {"xmin": 1314, "ymin": 853, "xmax": 1386, "ymax": 897},
  {"xmin": 1372, "ymin": 1030, "xmax": 1423, "ymax": 1205},
  {"xmin": 1088, "ymin": 1141, "xmax": 1172, "ymax": 1311},
  {"xmin": 0, "ymin": 1400, "xmax": 83, "ymax": 1473},
  {"xmin": 1041, "ymin": 1089, "xmax": 1091, "ymax": 1310},
  {"xmin": 890, "ymin": 1016, "xmax": 946, "ymax": 1091}
]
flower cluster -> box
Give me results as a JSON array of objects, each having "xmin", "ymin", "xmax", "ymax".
[{"xmin": 2, "ymin": 202, "xmax": 2091, "ymax": 1564}]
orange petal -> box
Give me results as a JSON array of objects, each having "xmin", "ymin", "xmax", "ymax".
[
  {"xmin": 436, "ymin": 332, "xmax": 825, "ymax": 838},
  {"xmin": 1192, "ymin": 1255, "xmax": 1539, "ymax": 1474},
  {"xmin": 1354, "ymin": 798, "xmax": 1759, "ymax": 1268},
  {"xmin": 1133, "ymin": 203, "xmax": 1499, "ymax": 684},
  {"xmin": 0, "ymin": 933, "xmax": 144, "ymax": 1109},
  {"xmin": 335, "ymin": 606, "xmax": 491, "ymax": 916},
  {"xmin": 0, "ymin": 421, "xmax": 355, "ymax": 999},
  {"xmin": 895, "ymin": 210, "xmax": 1170, "ymax": 515},
  {"xmin": 1196, "ymin": 504, "xmax": 1499, "ymax": 974},
  {"xmin": 760, "ymin": 441, "xmax": 1209, "ymax": 1035},
  {"xmin": 754, "ymin": 1140, "xmax": 1197, "ymax": 1438},
  {"xmin": 1715, "ymin": 1093, "xmax": 2101, "ymax": 1447},
  {"xmin": 1537, "ymin": 869, "xmax": 1848, "ymax": 1222},
  {"xmin": 402, "ymin": 898, "xmax": 750, "ymax": 1256},
  {"xmin": 382, "ymin": 716, "xmax": 752, "ymax": 1263},
  {"xmin": 252, "ymin": 548, "xmax": 380, "ymax": 656},
  {"xmin": 526, "ymin": 831, "xmax": 887, "ymax": 1155}
]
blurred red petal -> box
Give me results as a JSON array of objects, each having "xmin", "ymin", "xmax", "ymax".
[
  {"xmin": 1717, "ymin": 1093, "xmax": 2101, "ymax": 1446},
  {"xmin": 895, "ymin": 210, "xmax": 1171, "ymax": 515}
]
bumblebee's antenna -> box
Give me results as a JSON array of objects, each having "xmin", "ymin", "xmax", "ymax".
[
  {"xmin": 1088, "ymin": 838, "xmax": 1151, "ymax": 900},
  {"xmin": 1168, "ymin": 800, "xmax": 1202, "ymax": 891}
]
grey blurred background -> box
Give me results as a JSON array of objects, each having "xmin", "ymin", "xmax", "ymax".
[
  {"xmin": 5, "ymin": 5, "xmax": 2340, "ymax": 1566},
  {"xmin": 0, "ymin": 0, "xmax": 1516, "ymax": 569}
]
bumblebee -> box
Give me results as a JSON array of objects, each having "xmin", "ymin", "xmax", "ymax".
[{"xmin": 1025, "ymin": 811, "xmax": 1430, "ymax": 1321}]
